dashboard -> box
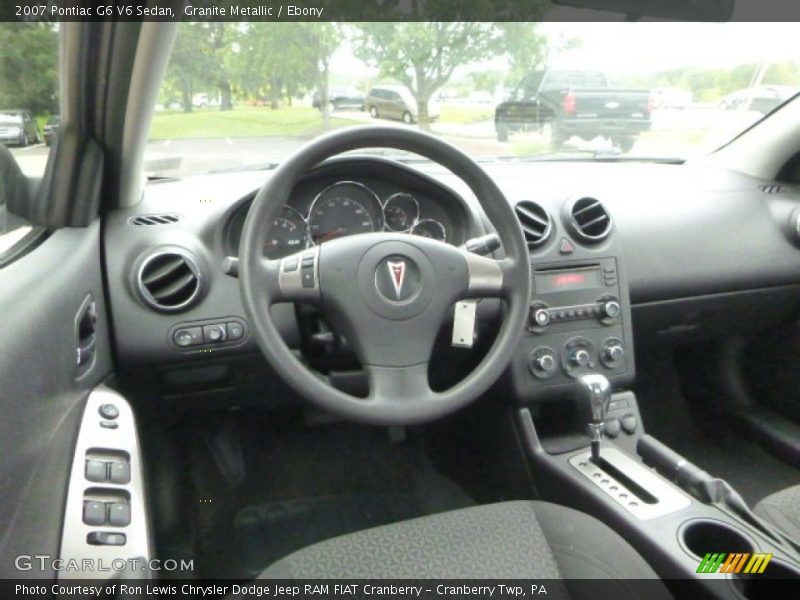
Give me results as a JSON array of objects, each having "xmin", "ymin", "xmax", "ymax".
[{"xmin": 103, "ymin": 155, "xmax": 800, "ymax": 403}]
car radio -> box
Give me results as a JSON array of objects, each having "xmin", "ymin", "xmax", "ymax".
[{"xmin": 509, "ymin": 255, "xmax": 634, "ymax": 400}]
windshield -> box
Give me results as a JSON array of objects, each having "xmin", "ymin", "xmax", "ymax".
[{"xmin": 146, "ymin": 22, "xmax": 800, "ymax": 177}]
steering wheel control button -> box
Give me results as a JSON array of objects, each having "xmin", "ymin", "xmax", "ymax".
[
  {"xmin": 98, "ymin": 403, "xmax": 119, "ymax": 420},
  {"xmin": 173, "ymin": 327, "xmax": 202, "ymax": 348},
  {"xmin": 109, "ymin": 462, "xmax": 131, "ymax": 485},
  {"xmin": 620, "ymin": 414, "xmax": 638, "ymax": 435},
  {"xmin": 283, "ymin": 258, "xmax": 298, "ymax": 272},
  {"xmin": 83, "ymin": 501, "xmax": 107, "ymax": 526},
  {"xmin": 604, "ymin": 418, "xmax": 621, "ymax": 438},
  {"xmin": 227, "ymin": 321, "xmax": 244, "ymax": 340},
  {"xmin": 108, "ymin": 502, "xmax": 131, "ymax": 527},
  {"xmin": 203, "ymin": 324, "xmax": 227, "ymax": 343},
  {"xmin": 87, "ymin": 532, "xmax": 126, "ymax": 546},
  {"xmin": 85, "ymin": 460, "xmax": 108, "ymax": 483},
  {"xmin": 374, "ymin": 256, "xmax": 421, "ymax": 303}
]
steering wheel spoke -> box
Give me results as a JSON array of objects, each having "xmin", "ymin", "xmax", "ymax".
[
  {"xmin": 365, "ymin": 363, "xmax": 433, "ymax": 404},
  {"xmin": 266, "ymin": 247, "xmax": 321, "ymax": 305},
  {"xmin": 462, "ymin": 252, "xmax": 514, "ymax": 299}
]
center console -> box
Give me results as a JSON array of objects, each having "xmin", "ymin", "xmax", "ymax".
[
  {"xmin": 511, "ymin": 198, "xmax": 799, "ymax": 597},
  {"xmin": 508, "ymin": 196, "xmax": 635, "ymax": 401}
]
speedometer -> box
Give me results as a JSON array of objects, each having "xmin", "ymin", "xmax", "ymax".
[
  {"xmin": 264, "ymin": 206, "xmax": 307, "ymax": 258},
  {"xmin": 308, "ymin": 182, "xmax": 383, "ymax": 244}
]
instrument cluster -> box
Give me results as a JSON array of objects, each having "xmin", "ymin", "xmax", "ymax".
[{"xmin": 232, "ymin": 179, "xmax": 459, "ymax": 259}]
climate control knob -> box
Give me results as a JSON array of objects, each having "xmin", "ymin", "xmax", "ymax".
[
  {"xmin": 529, "ymin": 347, "xmax": 558, "ymax": 379},
  {"xmin": 570, "ymin": 349, "xmax": 591, "ymax": 368},
  {"xmin": 600, "ymin": 338, "xmax": 625, "ymax": 369}
]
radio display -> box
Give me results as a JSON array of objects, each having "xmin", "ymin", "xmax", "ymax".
[{"xmin": 534, "ymin": 266, "xmax": 602, "ymax": 293}]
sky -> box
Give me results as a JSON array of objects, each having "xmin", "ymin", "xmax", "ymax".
[{"xmin": 330, "ymin": 23, "xmax": 800, "ymax": 83}]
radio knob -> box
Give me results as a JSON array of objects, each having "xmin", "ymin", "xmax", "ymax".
[
  {"xmin": 536, "ymin": 354, "xmax": 556, "ymax": 372},
  {"xmin": 532, "ymin": 308, "xmax": 550, "ymax": 327},
  {"xmin": 602, "ymin": 300, "xmax": 621, "ymax": 319},
  {"xmin": 570, "ymin": 349, "xmax": 591, "ymax": 368}
]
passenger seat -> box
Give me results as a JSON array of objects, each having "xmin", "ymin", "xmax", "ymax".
[{"xmin": 754, "ymin": 486, "xmax": 800, "ymax": 542}]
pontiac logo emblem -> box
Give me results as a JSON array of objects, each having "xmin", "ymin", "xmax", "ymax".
[
  {"xmin": 387, "ymin": 260, "xmax": 406, "ymax": 299},
  {"xmin": 375, "ymin": 256, "xmax": 420, "ymax": 303}
]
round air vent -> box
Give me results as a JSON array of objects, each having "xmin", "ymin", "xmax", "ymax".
[
  {"xmin": 514, "ymin": 201, "xmax": 552, "ymax": 249},
  {"xmin": 129, "ymin": 213, "xmax": 181, "ymax": 226},
  {"xmin": 568, "ymin": 197, "xmax": 612, "ymax": 242},
  {"xmin": 136, "ymin": 250, "xmax": 202, "ymax": 312}
]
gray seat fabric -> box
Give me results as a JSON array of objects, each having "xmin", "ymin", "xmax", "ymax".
[
  {"xmin": 257, "ymin": 500, "xmax": 671, "ymax": 599},
  {"xmin": 754, "ymin": 485, "xmax": 800, "ymax": 542}
]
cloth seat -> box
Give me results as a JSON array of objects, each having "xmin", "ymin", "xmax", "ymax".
[
  {"xmin": 255, "ymin": 500, "xmax": 671, "ymax": 599},
  {"xmin": 754, "ymin": 485, "xmax": 800, "ymax": 542}
]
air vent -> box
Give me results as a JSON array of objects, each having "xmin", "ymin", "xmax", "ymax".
[
  {"xmin": 129, "ymin": 213, "xmax": 181, "ymax": 226},
  {"xmin": 514, "ymin": 201, "xmax": 552, "ymax": 249},
  {"xmin": 136, "ymin": 250, "xmax": 201, "ymax": 312},
  {"xmin": 568, "ymin": 197, "xmax": 612, "ymax": 242},
  {"xmin": 758, "ymin": 183, "xmax": 786, "ymax": 195}
]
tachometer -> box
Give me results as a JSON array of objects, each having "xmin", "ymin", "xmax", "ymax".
[
  {"xmin": 383, "ymin": 192, "xmax": 419, "ymax": 232},
  {"xmin": 411, "ymin": 219, "xmax": 447, "ymax": 242},
  {"xmin": 264, "ymin": 206, "xmax": 307, "ymax": 258},
  {"xmin": 308, "ymin": 182, "xmax": 383, "ymax": 244}
]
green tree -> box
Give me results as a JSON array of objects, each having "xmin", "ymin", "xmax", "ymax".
[
  {"xmin": 0, "ymin": 23, "xmax": 59, "ymax": 115},
  {"xmin": 501, "ymin": 23, "xmax": 550, "ymax": 88},
  {"xmin": 165, "ymin": 23, "xmax": 214, "ymax": 113},
  {"xmin": 353, "ymin": 22, "xmax": 508, "ymax": 129}
]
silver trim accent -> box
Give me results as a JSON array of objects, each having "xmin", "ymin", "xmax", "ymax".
[
  {"xmin": 383, "ymin": 192, "xmax": 420, "ymax": 232},
  {"xmin": 411, "ymin": 218, "xmax": 447, "ymax": 242},
  {"xmin": 135, "ymin": 248, "xmax": 202, "ymax": 313},
  {"xmin": 569, "ymin": 446, "xmax": 691, "ymax": 521},
  {"xmin": 59, "ymin": 386, "xmax": 151, "ymax": 580}
]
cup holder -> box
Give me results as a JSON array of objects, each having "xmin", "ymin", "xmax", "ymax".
[
  {"xmin": 680, "ymin": 519, "xmax": 756, "ymax": 559},
  {"xmin": 730, "ymin": 560, "xmax": 800, "ymax": 599}
]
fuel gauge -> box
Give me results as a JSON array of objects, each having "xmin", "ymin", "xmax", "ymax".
[{"xmin": 411, "ymin": 218, "xmax": 447, "ymax": 242}]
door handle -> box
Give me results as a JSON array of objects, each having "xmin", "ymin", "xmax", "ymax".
[{"xmin": 75, "ymin": 294, "xmax": 97, "ymax": 374}]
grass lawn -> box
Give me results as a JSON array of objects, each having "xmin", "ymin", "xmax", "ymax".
[
  {"xmin": 439, "ymin": 104, "xmax": 493, "ymax": 124},
  {"xmin": 149, "ymin": 106, "xmax": 351, "ymax": 140}
]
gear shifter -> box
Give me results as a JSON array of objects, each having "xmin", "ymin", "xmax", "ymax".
[{"xmin": 575, "ymin": 373, "xmax": 612, "ymax": 462}]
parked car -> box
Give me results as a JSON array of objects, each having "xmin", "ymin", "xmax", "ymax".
[
  {"xmin": 365, "ymin": 85, "xmax": 440, "ymax": 124},
  {"xmin": 0, "ymin": 109, "xmax": 42, "ymax": 146},
  {"xmin": 494, "ymin": 69, "xmax": 651, "ymax": 151},
  {"xmin": 43, "ymin": 115, "xmax": 60, "ymax": 146},
  {"xmin": 312, "ymin": 87, "xmax": 365, "ymax": 111},
  {"xmin": 719, "ymin": 85, "xmax": 797, "ymax": 114}
]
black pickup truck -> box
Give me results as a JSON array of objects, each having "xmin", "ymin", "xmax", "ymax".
[{"xmin": 494, "ymin": 69, "xmax": 652, "ymax": 151}]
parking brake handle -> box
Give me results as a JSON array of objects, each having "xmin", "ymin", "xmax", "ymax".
[{"xmin": 637, "ymin": 434, "xmax": 800, "ymax": 551}]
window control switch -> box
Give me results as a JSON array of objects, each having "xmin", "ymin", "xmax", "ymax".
[
  {"xmin": 85, "ymin": 460, "xmax": 107, "ymax": 483},
  {"xmin": 87, "ymin": 531, "xmax": 126, "ymax": 546},
  {"xmin": 109, "ymin": 462, "xmax": 131, "ymax": 485},
  {"xmin": 83, "ymin": 501, "xmax": 106, "ymax": 526},
  {"xmin": 108, "ymin": 502, "xmax": 131, "ymax": 527}
]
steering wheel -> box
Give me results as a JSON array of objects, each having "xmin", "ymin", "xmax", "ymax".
[{"xmin": 239, "ymin": 126, "xmax": 530, "ymax": 425}]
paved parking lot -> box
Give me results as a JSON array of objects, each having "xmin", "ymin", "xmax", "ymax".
[{"xmin": 7, "ymin": 106, "xmax": 761, "ymax": 178}]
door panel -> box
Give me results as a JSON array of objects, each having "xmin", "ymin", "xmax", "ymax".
[{"xmin": 0, "ymin": 221, "xmax": 111, "ymax": 578}]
